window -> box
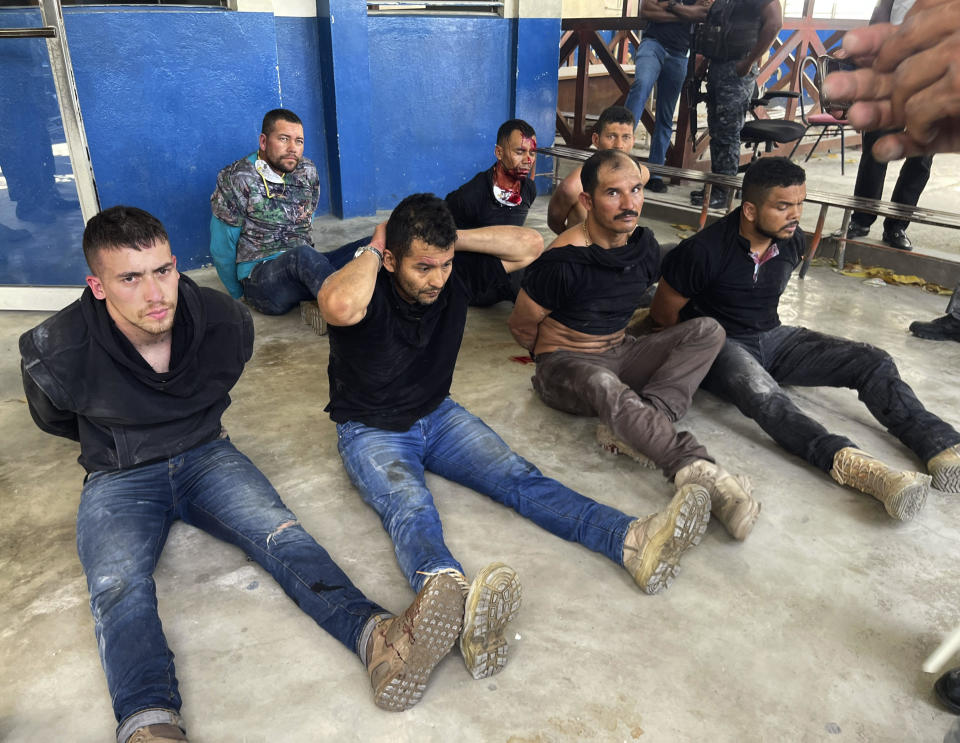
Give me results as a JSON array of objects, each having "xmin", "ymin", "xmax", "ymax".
[{"xmin": 367, "ymin": 1, "xmax": 504, "ymax": 15}]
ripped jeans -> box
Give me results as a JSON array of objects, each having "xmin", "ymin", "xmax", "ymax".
[
  {"xmin": 702, "ymin": 325, "xmax": 960, "ymax": 471},
  {"xmin": 336, "ymin": 397, "xmax": 635, "ymax": 593},
  {"xmin": 77, "ymin": 438, "xmax": 384, "ymax": 735}
]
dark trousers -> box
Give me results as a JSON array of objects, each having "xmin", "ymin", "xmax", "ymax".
[
  {"xmin": 948, "ymin": 283, "xmax": 960, "ymax": 320},
  {"xmin": 532, "ymin": 318, "xmax": 725, "ymax": 479},
  {"xmin": 852, "ymin": 128, "xmax": 932, "ymax": 233},
  {"xmin": 702, "ymin": 325, "xmax": 960, "ymax": 472}
]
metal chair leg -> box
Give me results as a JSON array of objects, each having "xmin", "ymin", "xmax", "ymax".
[
  {"xmin": 804, "ymin": 125, "xmax": 829, "ymax": 163},
  {"xmin": 788, "ymin": 126, "xmax": 810, "ymax": 160}
]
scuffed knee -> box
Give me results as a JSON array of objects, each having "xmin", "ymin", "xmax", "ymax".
[
  {"xmin": 265, "ymin": 519, "xmax": 300, "ymax": 547},
  {"xmin": 88, "ymin": 574, "xmax": 152, "ymax": 621}
]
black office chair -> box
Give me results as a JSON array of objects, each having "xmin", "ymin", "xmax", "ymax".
[{"xmin": 739, "ymin": 89, "xmax": 806, "ymax": 166}]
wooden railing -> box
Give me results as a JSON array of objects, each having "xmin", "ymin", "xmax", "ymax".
[{"xmin": 557, "ymin": 1, "xmax": 864, "ymax": 169}]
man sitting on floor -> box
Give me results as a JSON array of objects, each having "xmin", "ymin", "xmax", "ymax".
[
  {"xmin": 445, "ymin": 118, "xmax": 542, "ymax": 306},
  {"xmin": 509, "ymin": 149, "xmax": 759, "ymax": 541},
  {"xmin": 209, "ymin": 108, "xmax": 352, "ymax": 325},
  {"xmin": 445, "ymin": 118, "xmax": 538, "ymax": 230},
  {"xmin": 317, "ymin": 193, "xmax": 712, "ymax": 683},
  {"xmin": 20, "ymin": 207, "xmax": 466, "ymax": 743},
  {"xmin": 651, "ymin": 157, "xmax": 960, "ymax": 520},
  {"xmin": 548, "ymin": 105, "xmax": 637, "ymax": 234}
]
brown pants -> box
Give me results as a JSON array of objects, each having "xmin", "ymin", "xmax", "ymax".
[{"xmin": 532, "ymin": 318, "xmax": 725, "ymax": 479}]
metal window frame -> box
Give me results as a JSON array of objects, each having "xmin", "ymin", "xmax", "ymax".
[{"xmin": 367, "ymin": 1, "xmax": 504, "ymax": 16}]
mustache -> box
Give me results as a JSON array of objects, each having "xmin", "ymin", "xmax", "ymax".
[{"xmin": 615, "ymin": 210, "xmax": 639, "ymax": 219}]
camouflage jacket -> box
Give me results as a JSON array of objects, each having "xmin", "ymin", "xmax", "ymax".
[{"xmin": 210, "ymin": 153, "xmax": 319, "ymax": 264}]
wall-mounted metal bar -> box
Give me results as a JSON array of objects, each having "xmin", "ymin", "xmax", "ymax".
[
  {"xmin": 39, "ymin": 0, "xmax": 99, "ymax": 223},
  {"xmin": 0, "ymin": 28, "xmax": 56, "ymax": 38}
]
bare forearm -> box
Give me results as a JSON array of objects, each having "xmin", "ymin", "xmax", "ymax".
[
  {"xmin": 456, "ymin": 226, "xmax": 544, "ymax": 269},
  {"xmin": 641, "ymin": 0, "xmax": 677, "ymax": 22},
  {"xmin": 317, "ymin": 252, "xmax": 380, "ymax": 326}
]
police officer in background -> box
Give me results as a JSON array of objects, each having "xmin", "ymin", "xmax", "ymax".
[{"xmin": 689, "ymin": 0, "xmax": 783, "ymax": 209}]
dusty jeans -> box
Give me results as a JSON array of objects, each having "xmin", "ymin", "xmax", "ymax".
[
  {"xmin": 532, "ymin": 318, "xmax": 725, "ymax": 479},
  {"xmin": 702, "ymin": 324, "xmax": 960, "ymax": 471}
]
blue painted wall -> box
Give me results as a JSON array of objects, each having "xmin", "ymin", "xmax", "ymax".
[
  {"xmin": 66, "ymin": 9, "xmax": 284, "ymax": 271},
  {"xmin": 276, "ymin": 16, "xmax": 332, "ymax": 217},
  {"xmin": 367, "ymin": 16, "xmax": 515, "ymax": 209},
  {"xmin": 516, "ymin": 17, "xmax": 562, "ymax": 197},
  {"xmin": 1, "ymin": 9, "xmax": 562, "ymax": 284}
]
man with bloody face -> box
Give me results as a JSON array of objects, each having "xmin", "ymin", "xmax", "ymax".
[
  {"xmin": 444, "ymin": 118, "xmax": 538, "ymax": 231},
  {"xmin": 444, "ymin": 119, "xmax": 540, "ymax": 306}
]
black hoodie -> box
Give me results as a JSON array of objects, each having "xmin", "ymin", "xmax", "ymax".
[{"xmin": 20, "ymin": 274, "xmax": 254, "ymax": 473}]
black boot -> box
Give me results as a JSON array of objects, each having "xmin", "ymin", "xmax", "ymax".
[
  {"xmin": 936, "ymin": 666, "xmax": 960, "ymax": 714},
  {"xmin": 909, "ymin": 314, "xmax": 960, "ymax": 342}
]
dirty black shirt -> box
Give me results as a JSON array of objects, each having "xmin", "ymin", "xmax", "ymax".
[
  {"xmin": 520, "ymin": 226, "xmax": 661, "ymax": 335},
  {"xmin": 660, "ymin": 207, "xmax": 805, "ymax": 337}
]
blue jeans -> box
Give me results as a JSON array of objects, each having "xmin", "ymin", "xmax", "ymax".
[
  {"xmin": 702, "ymin": 325, "xmax": 960, "ymax": 471},
  {"xmin": 76, "ymin": 438, "xmax": 383, "ymax": 730},
  {"xmin": 241, "ymin": 242, "xmax": 356, "ymax": 315},
  {"xmin": 336, "ymin": 398, "xmax": 634, "ymax": 592},
  {"xmin": 624, "ymin": 38, "xmax": 689, "ymax": 168}
]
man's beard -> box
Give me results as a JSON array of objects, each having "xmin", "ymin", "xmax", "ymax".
[{"xmin": 756, "ymin": 220, "xmax": 798, "ymax": 240}]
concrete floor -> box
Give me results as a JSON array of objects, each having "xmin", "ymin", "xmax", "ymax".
[{"xmin": 3, "ymin": 169, "xmax": 960, "ymax": 742}]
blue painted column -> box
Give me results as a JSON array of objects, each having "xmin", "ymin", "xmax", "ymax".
[
  {"xmin": 514, "ymin": 0, "xmax": 561, "ymax": 195},
  {"xmin": 317, "ymin": 1, "xmax": 375, "ymax": 217}
]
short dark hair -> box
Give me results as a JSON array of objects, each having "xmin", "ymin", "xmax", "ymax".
[
  {"xmin": 595, "ymin": 105, "xmax": 635, "ymax": 135},
  {"xmin": 496, "ymin": 118, "xmax": 536, "ymax": 146},
  {"xmin": 385, "ymin": 193, "xmax": 458, "ymax": 261},
  {"xmin": 580, "ymin": 149, "xmax": 636, "ymax": 197},
  {"xmin": 742, "ymin": 157, "xmax": 806, "ymax": 206},
  {"xmin": 261, "ymin": 108, "xmax": 302, "ymax": 136},
  {"xmin": 82, "ymin": 206, "xmax": 169, "ymax": 273}
]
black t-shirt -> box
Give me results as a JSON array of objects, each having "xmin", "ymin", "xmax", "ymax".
[
  {"xmin": 326, "ymin": 251, "xmax": 508, "ymax": 430},
  {"xmin": 660, "ymin": 207, "xmax": 804, "ymax": 337},
  {"xmin": 644, "ymin": 0, "xmax": 697, "ymax": 56},
  {"xmin": 521, "ymin": 227, "xmax": 661, "ymax": 335},
  {"xmin": 444, "ymin": 166, "xmax": 536, "ymax": 230}
]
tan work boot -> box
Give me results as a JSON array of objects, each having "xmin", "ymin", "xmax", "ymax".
[
  {"xmin": 674, "ymin": 459, "xmax": 760, "ymax": 541},
  {"xmin": 365, "ymin": 573, "xmax": 463, "ymax": 711},
  {"xmin": 928, "ymin": 444, "xmax": 960, "ymax": 493},
  {"xmin": 830, "ymin": 447, "xmax": 930, "ymax": 521},
  {"xmin": 596, "ymin": 424, "xmax": 656, "ymax": 469},
  {"xmin": 127, "ymin": 724, "xmax": 188, "ymax": 743},
  {"xmin": 622, "ymin": 484, "xmax": 710, "ymax": 595},
  {"xmin": 460, "ymin": 562, "xmax": 522, "ymax": 680}
]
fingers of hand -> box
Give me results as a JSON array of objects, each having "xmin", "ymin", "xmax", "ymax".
[
  {"xmin": 845, "ymin": 100, "xmax": 894, "ymax": 131},
  {"xmin": 841, "ymin": 24, "xmax": 894, "ymax": 61},
  {"xmin": 823, "ymin": 68, "xmax": 893, "ymax": 104},
  {"xmin": 873, "ymin": 6, "xmax": 960, "ymax": 72}
]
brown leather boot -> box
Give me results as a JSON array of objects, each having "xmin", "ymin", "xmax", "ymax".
[
  {"xmin": 830, "ymin": 447, "xmax": 930, "ymax": 520},
  {"xmin": 365, "ymin": 573, "xmax": 462, "ymax": 711}
]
